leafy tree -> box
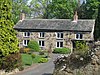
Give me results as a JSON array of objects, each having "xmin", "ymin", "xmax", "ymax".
[
  {"xmin": 43, "ymin": 0, "xmax": 78, "ymax": 19},
  {"xmin": 12, "ymin": 0, "xmax": 31, "ymax": 24},
  {"xmin": 29, "ymin": 0, "xmax": 51, "ymax": 18},
  {"xmin": 0, "ymin": 0, "xmax": 19, "ymax": 56},
  {"xmin": 94, "ymin": 0, "xmax": 100, "ymax": 40},
  {"xmin": 78, "ymin": 0, "xmax": 99, "ymax": 19}
]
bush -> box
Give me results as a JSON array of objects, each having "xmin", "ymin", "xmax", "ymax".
[
  {"xmin": 39, "ymin": 51, "xmax": 45, "ymax": 55},
  {"xmin": 31, "ymin": 53, "xmax": 36, "ymax": 58},
  {"xmin": 39, "ymin": 58, "xmax": 48, "ymax": 63},
  {"xmin": 0, "ymin": 53, "xmax": 22, "ymax": 72},
  {"xmin": 28, "ymin": 40, "xmax": 40, "ymax": 52},
  {"xmin": 19, "ymin": 48, "xmax": 30, "ymax": 53},
  {"xmin": 53, "ymin": 48, "xmax": 71, "ymax": 54}
]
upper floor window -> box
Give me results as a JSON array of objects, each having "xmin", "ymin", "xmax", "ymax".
[
  {"xmin": 76, "ymin": 33, "xmax": 83, "ymax": 39},
  {"xmin": 23, "ymin": 40, "xmax": 29, "ymax": 46},
  {"xmin": 56, "ymin": 32, "xmax": 63, "ymax": 39},
  {"xmin": 23, "ymin": 32, "xmax": 30, "ymax": 37},
  {"xmin": 39, "ymin": 32, "xmax": 45, "ymax": 38}
]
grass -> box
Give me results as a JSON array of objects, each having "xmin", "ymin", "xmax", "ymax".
[
  {"xmin": 21, "ymin": 54, "xmax": 33, "ymax": 66},
  {"xmin": 21, "ymin": 53, "xmax": 48, "ymax": 66}
]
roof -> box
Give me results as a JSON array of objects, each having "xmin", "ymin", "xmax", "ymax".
[{"xmin": 14, "ymin": 19, "xmax": 95, "ymax": 32}]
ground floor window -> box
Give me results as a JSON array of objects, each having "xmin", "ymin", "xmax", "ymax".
[
  {"xmin": 56, "ymin": 41, "xmax": 63, "ymax": 48},
  {"xmin": 39, "ymin": 40, "xmax": 45, "ymax": 47},
  {"xmin": 23, "ymin": 40, "xmax": 29, "ymax": 46}
]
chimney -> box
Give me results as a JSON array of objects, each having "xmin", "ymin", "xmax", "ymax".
[
  {"xmin": 72, "ymin": 11, "xmax": 78, "ymax": 22},
  {"xmin": 20, "ymin": 13, "xmax": 25, "ymax": 21}
]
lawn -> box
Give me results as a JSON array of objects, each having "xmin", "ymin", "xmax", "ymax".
[{"xmin": 21, "ymin": 53, "xmax": 48, "ymax": 66}]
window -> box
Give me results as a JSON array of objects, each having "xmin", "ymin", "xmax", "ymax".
[
  {"xmin": 39, "ymin": 40, "xmax": 45, "ymax": 47},
  {"xmin": 23, "ymin": 40, "xmax": 29, "ymax": 46},
  {"xmin": 56, "ymin": 41, "xmax": 63, "ymax": 48},
  {"xmin": 56, "ymin": 32, "xmax": 63, "ymax": 39},
  {"xmin": 76, "ymin": 33, "xmax": 83, "ymax": 39},
  {"xmin": 23, "ymin": 32, "xmax": 30, "ymax": 37},
  {"xmin": 39, "ymin": 32, "xmax": 45, "ymax": 38}
]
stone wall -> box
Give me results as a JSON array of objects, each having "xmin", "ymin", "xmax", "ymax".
[
  {"xmin": 17, "ymin": 31, "xmax": 92, "ymax": 51},
  {"xmin": 53, "ymin": 44, "xmax": 100, "ymax": 75}
]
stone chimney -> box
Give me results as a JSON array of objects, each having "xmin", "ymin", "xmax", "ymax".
[
  {"xmin": 72, "ymin": 11, "xmax": 78, "ymax": 22},
  {"xmin": 20, "ymin": 13, "xmax": 25, "ymax": 21}
]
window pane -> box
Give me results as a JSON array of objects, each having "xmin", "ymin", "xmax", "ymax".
[
  {"xmin": 76, "ymin": 34, "xmax": 78, "ymax": 39},
  {"xmin": 57, "ymin": 42, "xmax": 59, "ymax": 47},
  {"xmin": 24, "ymin": 40, "xmax": 26, "ymax": 44},
  {"xmin": 57, "ymin": 33, "xmax": 59, "ymax": 38},
  {"xmin": 61, "ymin": 33, "xmax": 63, "ymax": 38},
  {"xmin": 60, "ymin": 42, "xmax": 63, "ymax": 47},
  {"xmin": 27, "ymin": 32, "xmax": 30, "ymax": 36},
  {"xmin": 80, "ymin": 34, "xmax": 83, "ymax": 39},
  {"xmin": 27, "ymin": 40, "xmax": 29, "ymax": 45},
  {"xmin": 42, "ymin": 41, "xmax": 44, "ymax": 46},
  {"xmin": 42, "ymin": 32, "xmax": 45, "ymax": 37},
  {"xmin": 24, "ymin": 32, "xmax": 27, "ymax": 36},
  {"xmin": 39, "ymin": 41, "xmax": 41, "ymax": 46}
]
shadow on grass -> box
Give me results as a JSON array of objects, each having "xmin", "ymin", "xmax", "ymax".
[{"xmin": 42, "ymin": 73, "xmax": 53, "ymax": 75}]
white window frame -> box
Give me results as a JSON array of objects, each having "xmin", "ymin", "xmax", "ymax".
[
  {"xmin": 38, "ymin": 40, "xmax": 45, "ymax": 47},
  {"xmin": 39, "ymin": 32, "xmax": 45, "ymax": 38},
  {"xmin": 23, "ymin": 40, "xmax": 29, "ymax": 46},
  {"xmin": 56, "ymin": 32, "xmax": 63, "ymax": 39},
  {"xmin": 75, "ymin": 33, "xmax": 83, "ymax": 39},
  {"xmin": 23, "ymin": 32, "xmax": 30, "ymax": 37},
  {"xmin": 56, "ymin": 41, "xmax": 63, "ymax": 48}
]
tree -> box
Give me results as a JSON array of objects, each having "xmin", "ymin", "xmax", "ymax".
[
  {"xmin": 29, "ymin": 0, "xmax": 51, "ymax": 18},
  {"xmin": 94, "ymin": 0, "xmax": 100, "ymax": 40},
  {"xmin": 78, "ymin": 0, "xmax": 99, "ymax": 19},
  {"xmin": 0, "ymin": 0, "xmax": 19, "ymax": 56},
  {"xmin": 12, "ymin": 0, "xmax": 31, "ymax": 24},
  {"xmin": 43, "ymin": 0, "xmax": 78, "ymax": 19}
]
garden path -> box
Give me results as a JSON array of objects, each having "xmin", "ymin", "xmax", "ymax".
[{"xmin": 15, "ymin": 54, "xmax": 60, "ymax": 75}]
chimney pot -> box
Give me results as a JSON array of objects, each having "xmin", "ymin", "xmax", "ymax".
[
  {"xmin": 20, "ymin": 13, "xmax": 25, "ymax": 20},
  {"xmin": 72, "ymin": 11, "xmax": 78, "ymax": 22}
]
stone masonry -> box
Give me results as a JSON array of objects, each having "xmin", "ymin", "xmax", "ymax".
[{"xmin": 17, "ymin": 31, "xmax": 93, "ymax": 51}]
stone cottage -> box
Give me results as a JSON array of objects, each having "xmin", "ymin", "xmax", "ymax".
[{"xmin": 14, "ymin": 13, "xmax": 95, "ymax": 52}]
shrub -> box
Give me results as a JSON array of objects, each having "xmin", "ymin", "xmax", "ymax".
[
  {"xmin": 19, "ymin": 48, "xmax": 30, "ymax": 53},
  {"xmin": 0, "ymin": 53, "xmax": 22, "ymax": 72},
  {"xmin": 53, "ymin": 48, "xmax": 71, "ymax": 54},
  {"xmin": 31, "ymin": 53, "xmax": 36, "ymax": 58},
  {"xmin": 28, "ymin": 40, "xmax": 40, "ymax": 52},
  {"xmin": 39, "ymin": 51, "xmax": 45, "ymax": 55},
  {"xmin": 39, "ymin": 58, "xmax": 48, "ymax": 63},
  {"xmin": 74, "ymin": 41, "xmax": 89, "ymax": 56}
]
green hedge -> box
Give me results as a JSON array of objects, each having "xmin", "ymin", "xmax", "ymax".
[
  {"xmin": 28, "ymin": 40, "xmax": 40, "ymax": 52},
  {"xmin": 53, "ymin": 48, "xmax": 71, "ymax": 54}
]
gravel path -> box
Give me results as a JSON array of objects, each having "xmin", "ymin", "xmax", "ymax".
[{"xmin": 15, "ymin": 54, "xmax": 60, "ymax": 75}]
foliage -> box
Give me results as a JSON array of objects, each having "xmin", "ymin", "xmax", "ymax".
[
  {"xmin": 0, "ymin": 0, "xmax": 19, "ymax": 56},
  {"xmin": 21, "ymin": 53, "xmax": 32, "ymax": 66},
  {"xmin": 74, "ymin": 41, "xmax": 89, "ymax": 56},
  {"xmin": 94, "ymin": 1, "xmax": 100, "ymax": 40},
  {"xmin": 28, "ymin": 40, "xmax": 40, "ymax": 52},
  {"xmin": 43, "ymin": 0, "xmax": 78, "ymax": 19},
  {"xmin": 53, "ymin": 48, "xmax": 71, "ymax": 54},
  {"xmin": 78, "ymin": 0, "xmax": 99, "ymax": 19},
  {"xmin": 12, "ymin": 0, "xmax": 31, "ymax": 24},
  {"xmin": 19, "ymin": 47, "xmax": 30, "ymax": 53},
  {"xmin": 39, "ymin": 58, "xmax": 48, "ymax": 63},
  {"xmin": 0, "ymin": 53, "xmax": 22, "ymax": 72},
  {"xmin": 29, "ymin": 0, "xmax": 51, "ymax": 18},
  {"xmin": 31, "ymin": 53, "xmax": 36, "ymax": 58}
]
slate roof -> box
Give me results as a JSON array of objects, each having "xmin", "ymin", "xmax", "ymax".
[{"xmin": 14, "ymin": 19, "xmax": 95, "ymax": 32}]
